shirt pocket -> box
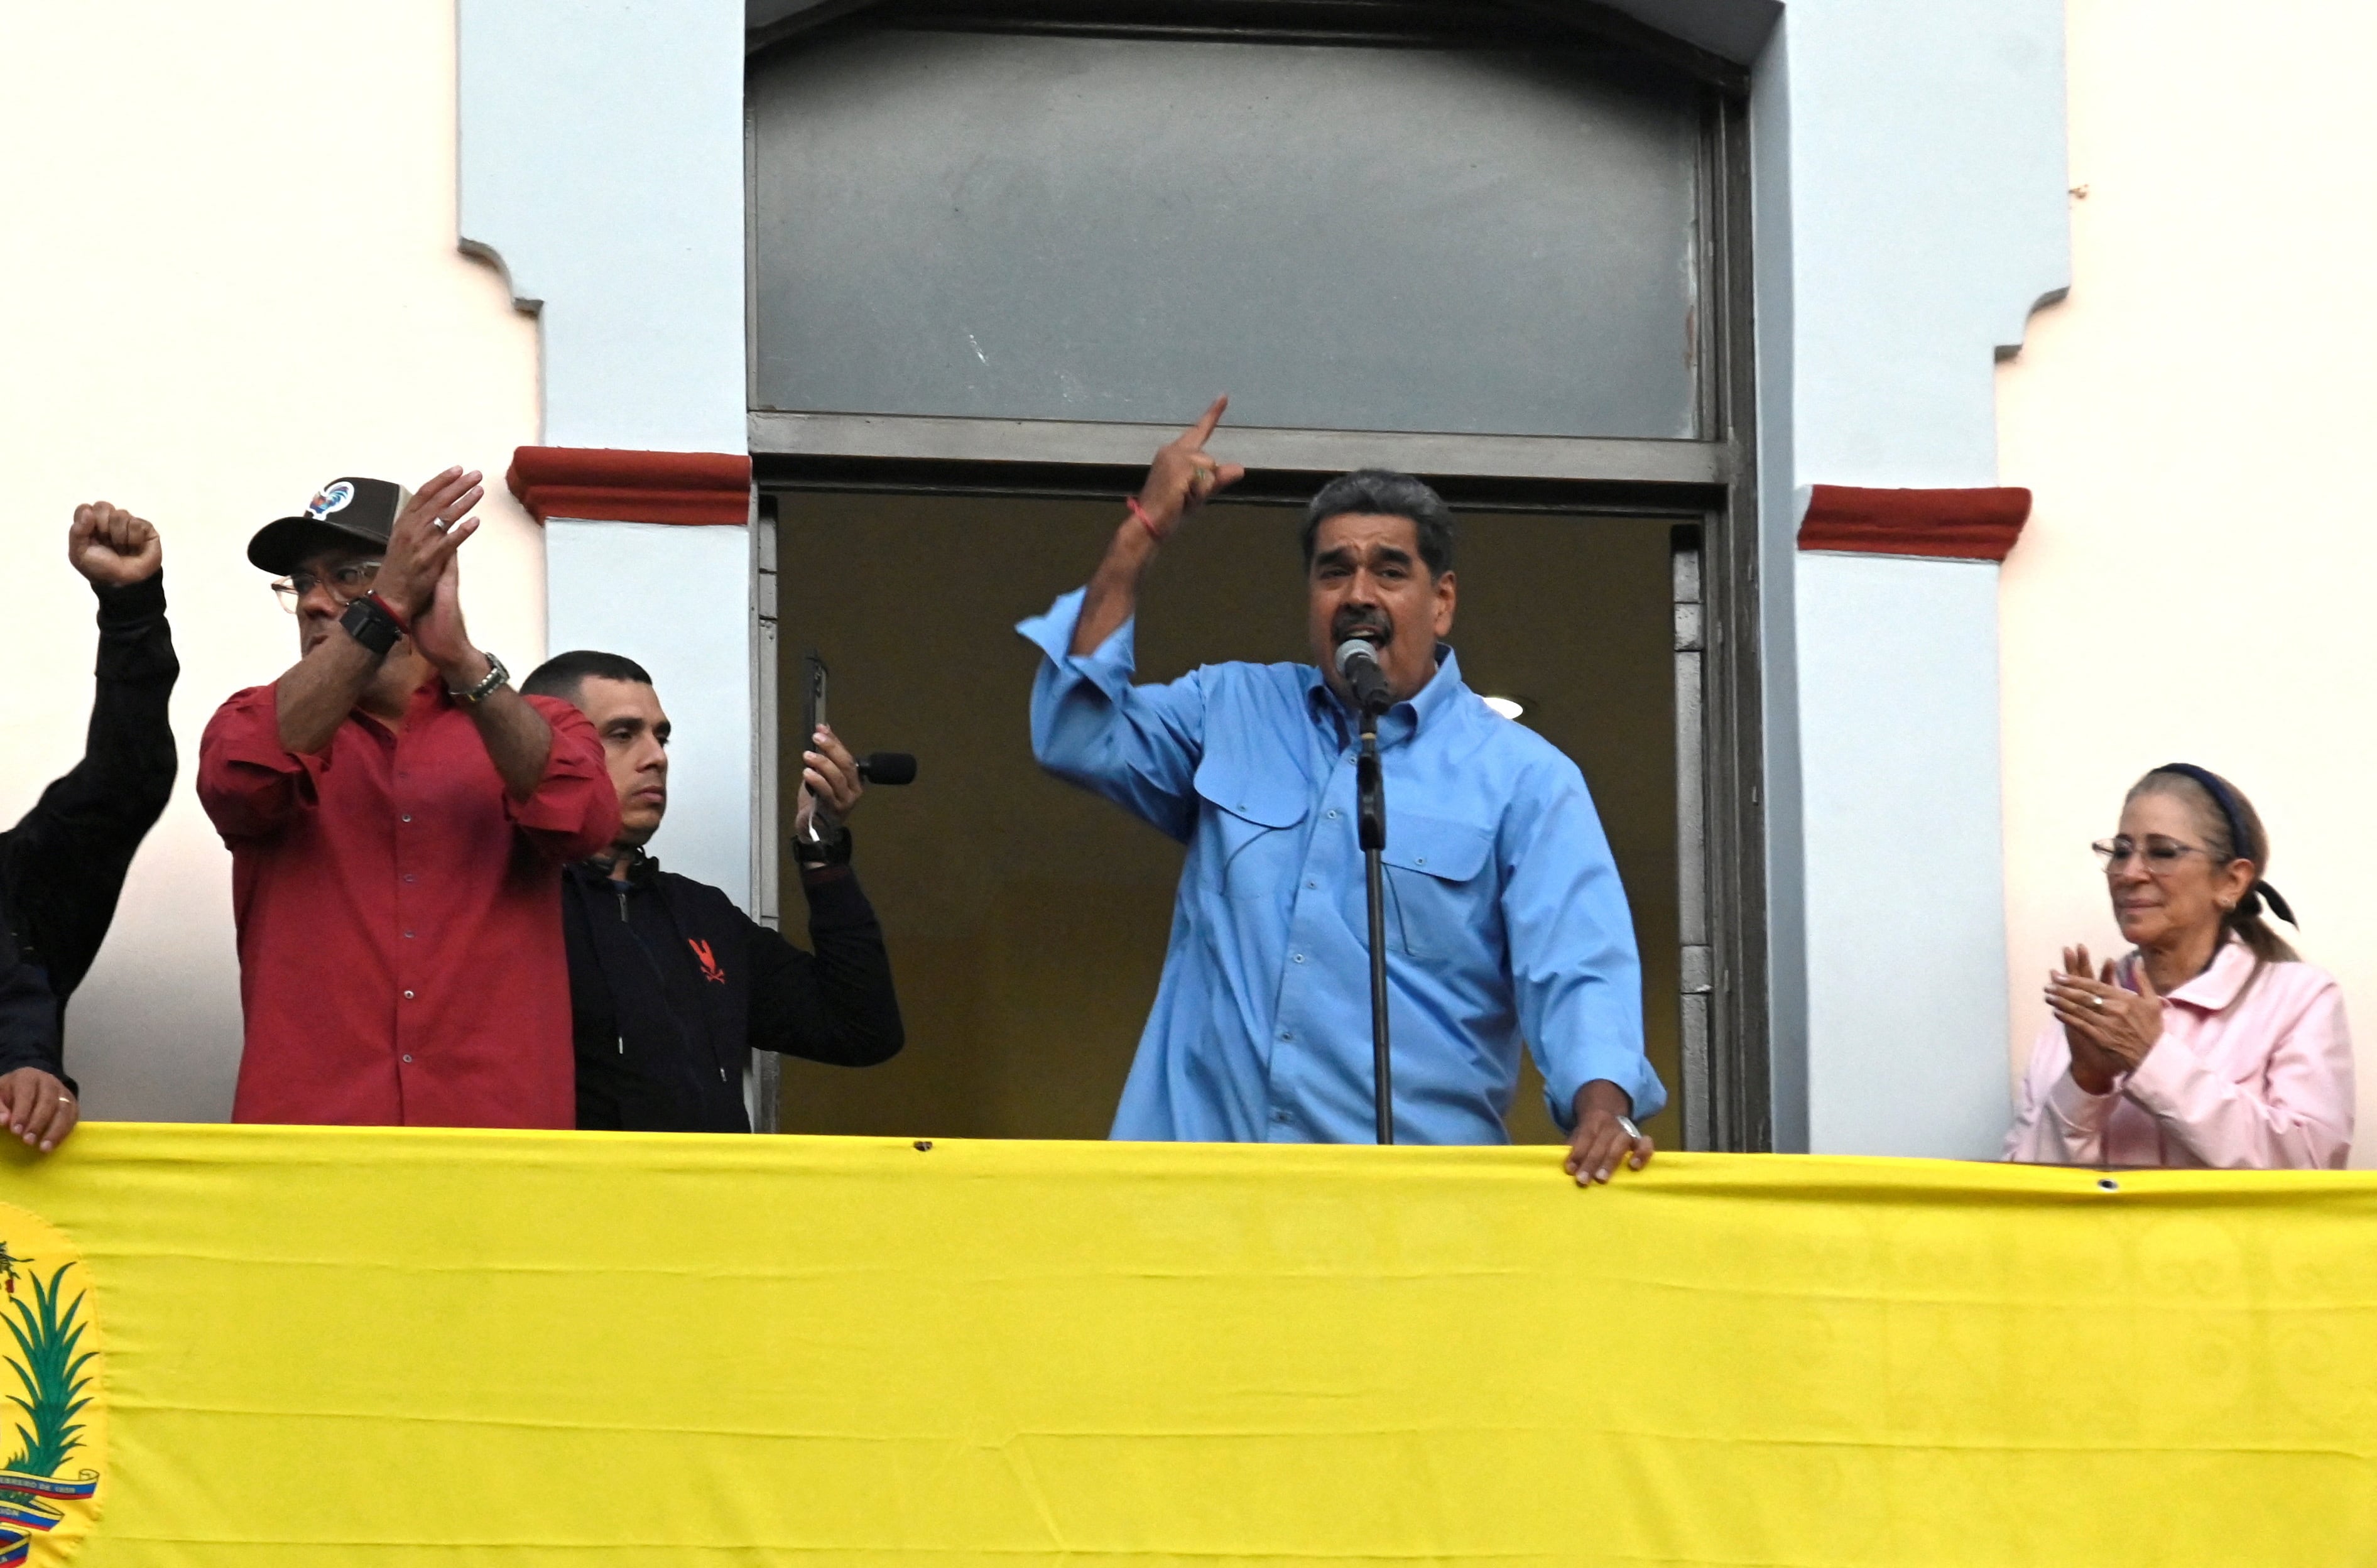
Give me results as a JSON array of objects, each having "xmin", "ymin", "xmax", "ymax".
[
  {"xmin": 1192, "ymin": 756, "xmax": 1311, "ymax": 901},
  {"xmin": 1381, "ymin": 812, "xmax": 1496, "ymax": 957}
]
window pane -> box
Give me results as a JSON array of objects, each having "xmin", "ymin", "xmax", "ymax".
[{"xmin": 753, "ymin": 29, "xmax": 1704, "ymax": 438}]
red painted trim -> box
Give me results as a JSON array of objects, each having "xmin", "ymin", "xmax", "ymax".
[
  {"xmin": 1796, "ymin": 484, "xmax": 2032, "ymax": 562},
  {"xmin": 505, "ymin": 447, "xmax": 752, "ymax": 526}
]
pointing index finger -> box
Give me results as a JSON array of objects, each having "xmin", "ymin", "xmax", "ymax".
[{"xmin": 1184, "ymin": 394, "xmax": 1230, "ymax": 448}]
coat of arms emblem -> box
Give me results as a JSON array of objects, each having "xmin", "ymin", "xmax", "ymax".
[{"xmin": 0, "ymin": 1206, "xmax": 101, "ymax": 1564}]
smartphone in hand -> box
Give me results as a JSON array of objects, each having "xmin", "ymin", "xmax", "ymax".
[{"xmin": 797, "ymin": 651, "xmax": 831, "ymax": 845}]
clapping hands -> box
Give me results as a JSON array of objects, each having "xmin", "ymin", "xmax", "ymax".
[{"xmin": 2045, "ymin": 945, "xmax": 2165, "ymax": 1094}]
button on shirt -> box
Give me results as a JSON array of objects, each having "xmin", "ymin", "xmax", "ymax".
[
  {"xmin": 199, "ymin": 678, "xmax": 619, "ymax": 1128},
  {"xmin": 1020, "ymin": 587, "xmax": 1660, "ymax": 1145},
  {"xmin": 2004, "ymin": 939, "xmax": 2353, "ymax": 1168}
]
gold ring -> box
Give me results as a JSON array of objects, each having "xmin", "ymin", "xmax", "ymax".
[{"xmin": 2092, "ymin": 994, "xmax": 2106, "ymax": 1010}]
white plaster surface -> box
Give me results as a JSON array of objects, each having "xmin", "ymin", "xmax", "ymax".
[
  {"xmin": 1798, "ymin": 554, "xmax": 2013, "ymax": 1157},
  {"xmin": 460, "ymin": 0, "xmax": 756, "ymax": 926},
  {"xmin": 1779, "ymin": 1, "xmax": 2070, "ymax": 489},
  {"xmin": 545, "ymin": 521, "xmax": 754, "ymax": 909},
  {"xmin": 1999, "ymin": 0, "xmax": 2377, "ymax": 1165},
  {"xmin": 0, "ymin": 1, "xmax": 545, "ymax": 1122},
  {"xmin": 1754, "ymin": 0, "xmax": 2069, "ymax": 1153},
  {"xmin": 459, "ymin": 0, "xmax": 746, "ymax": 453}
]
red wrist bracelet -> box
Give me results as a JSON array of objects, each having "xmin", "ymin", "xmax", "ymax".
[
  {"xmin": 364, "ymin": 591, "xmax": 412, "ymax": 636},
  {"xmin": 1126, "ymin": 496, "xmax": 1168, "ymax": 543}
]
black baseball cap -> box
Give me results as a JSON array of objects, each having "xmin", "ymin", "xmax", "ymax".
[{"xmin": 247, "ymin": 477, "xmax": 411, "ymax": 575}]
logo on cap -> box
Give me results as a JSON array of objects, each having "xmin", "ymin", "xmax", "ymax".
[{"xmin": 305, "ymin": 481, "xmax": 356, "ymax": 521}]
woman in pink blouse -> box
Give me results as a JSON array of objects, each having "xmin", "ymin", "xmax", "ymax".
[{"xmin": 2005, "ymin": 763, "xmax": 2353, "ymax": 1169}]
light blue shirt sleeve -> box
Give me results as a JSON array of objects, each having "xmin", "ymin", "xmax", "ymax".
[
  {"xmin": 1017, "ymin": 587, "xmax": 1212, "ymax": 844},
  {"xmin": 1499, "ymin": 759, "xmax": 1663, "ymax": 1129}
]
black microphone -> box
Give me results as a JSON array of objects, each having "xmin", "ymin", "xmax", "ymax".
[
  {"xmin": 1334, "ymin": 638, "xmax": 1393, "ymax": 714},
  {"xmin": 857, "ymin": 752, "xmax": 917, "ymax": 786}
]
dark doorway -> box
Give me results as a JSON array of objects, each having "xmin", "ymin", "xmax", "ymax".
[{"xmin": 771, "ymin": 492, "xmax": 1683, "ymax": 1149}]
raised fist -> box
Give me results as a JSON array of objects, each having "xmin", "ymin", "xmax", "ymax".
[{"xmin": 68, "ymin": 502, "xmax": 163, "ymax": 587}]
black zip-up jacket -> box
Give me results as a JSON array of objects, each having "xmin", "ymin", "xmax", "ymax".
[
  {"xmin": 0, "ymin": 572, "xmax": 180, "ymax": 1089},
  {"xmin": 560, "ymin": 852, "xmax": 903, "ymax": 1131}
]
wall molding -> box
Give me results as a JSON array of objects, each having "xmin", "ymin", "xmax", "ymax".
[
  {"xmin": 1795, "ymin": 484, "xmax": 2033, "ymax": 563},
  {"xmin": 506, "ymin": 447, "xmax": 752, "ymax": 526}
]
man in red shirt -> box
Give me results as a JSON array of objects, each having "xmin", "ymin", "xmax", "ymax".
[{"xmin": 198, "ymin": 467, "xmax": 619, "ymax": 1126}]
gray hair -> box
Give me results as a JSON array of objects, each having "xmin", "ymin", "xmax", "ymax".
[{"xmin": 1301, "ymin": 470, "xmax": 1455, "ymax": 577}]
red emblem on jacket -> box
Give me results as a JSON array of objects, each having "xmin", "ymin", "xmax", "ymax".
[{"xmin": 687, "ymin": 938, "xmax": 726, "ymax": 984}]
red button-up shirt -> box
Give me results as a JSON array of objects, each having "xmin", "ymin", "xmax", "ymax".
[{"xmin": 198, "ymin": 677, "xmax": 619, "ymax": 1128}]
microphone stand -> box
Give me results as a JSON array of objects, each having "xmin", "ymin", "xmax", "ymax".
[{"xmin": 1356, "ymin": 698, "xmax": 1392, "ymax": 1145}]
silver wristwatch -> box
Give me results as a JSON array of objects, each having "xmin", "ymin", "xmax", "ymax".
[{"xmin": 449, "ymin": 650, "xmax": 509, "ymax": 705}]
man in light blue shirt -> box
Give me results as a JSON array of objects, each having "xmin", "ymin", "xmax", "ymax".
[{"xmin": 1017, "ymin": 400, "xmax": 1661, "ymax": 1184}]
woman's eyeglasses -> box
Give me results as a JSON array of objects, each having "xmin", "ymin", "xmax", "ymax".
[
  {"xmin": 2092, "ymin": 837, "xmax": 2209, "ymax": 876},
  {"xmin": 271, "ymin": 559, "xmax": 383, "ymax": 614}
]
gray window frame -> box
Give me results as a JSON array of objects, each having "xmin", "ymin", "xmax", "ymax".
[{"xmin": 744, "ymin": 1, "xmax": 1769, "ymax": 1150}]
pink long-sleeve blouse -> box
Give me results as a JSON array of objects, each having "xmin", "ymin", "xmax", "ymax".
[{"xmin": 2003, "ymin": 939, "xmax": 2354, "ymax": 1169}]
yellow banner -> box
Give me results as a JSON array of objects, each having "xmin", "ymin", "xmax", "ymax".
[{"xmin": 3, "ymin": 1126, "xmax": 2373, "ymax": 1565}]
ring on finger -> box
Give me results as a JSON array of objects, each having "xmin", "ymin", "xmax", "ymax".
[
  {"xmin": 1615, "ymin": 1114, "xmax": 1643, "ymax": 1141},
  {"xmin": 2091, "ymin": 994, "xmax": 2106, "ymax": 1010}
]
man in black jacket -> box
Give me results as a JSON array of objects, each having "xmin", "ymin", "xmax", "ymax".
[
  {"xmin": 1, "ymin": 503, "xmax": 180, "ymax": 1152},
  {"xmin": 521, "ymin": 650, "xmax": 903, "ymax": 1131}
]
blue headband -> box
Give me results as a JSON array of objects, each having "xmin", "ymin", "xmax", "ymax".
[{"xmin": 2153, "ymin": 763, "xmax": 2297, "ymax": 927}]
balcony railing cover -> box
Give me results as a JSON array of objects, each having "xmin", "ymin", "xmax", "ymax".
[{"xmin": 3, "ymin": 1125, "xmax": 2370, "ymax": 1564}]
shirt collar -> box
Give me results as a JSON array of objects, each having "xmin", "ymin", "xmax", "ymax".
[
  {"xmin": 402, "ymin": 670, "xmax": 455, "ymax": 718},
  {"xmin": 570, "ymin": 846, "xmax": 656, "ymax": 890},
  {"xmin": 354, "ymin": 671, "xmax": 455, "ymax": 740},
  {"xmin": 2163, "ymin": 937, "xmax": 2260, "ymax": 1011},
  {"xmin": 1305, "ymin": 645, "xmax": 1467, "ymax": 741}
]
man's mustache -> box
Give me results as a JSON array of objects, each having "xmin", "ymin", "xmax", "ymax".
[{"xmin": 1332, "ymin": 612, "xmax": 1391, "ymax": 647}]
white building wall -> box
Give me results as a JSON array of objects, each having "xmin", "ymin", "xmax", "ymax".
[
  {"xmin": 1797, "ymin": 555, "xmax": 2011, "ymax": 1155},
  {"xmin": 461, "ymin": 0, "xmax": 756, "ymax": 910},
  {"xmin": 458, "ymin": 0, "xmax": 747, "ymax": 455},
  {"xmin": 1760, "ymin": 0, "xmax": 2069, "ymax": 1155},
  {"xmin": 1999, "ymin": 0, "xmax": 2377, "ymax": 1164},
  {"xmin": 545, "ymin": 520, "xmax": 754, "ymax": 905},
  {"xmin": 0, "ymin": 0, "xmax": 545, "ymax": 1120}
]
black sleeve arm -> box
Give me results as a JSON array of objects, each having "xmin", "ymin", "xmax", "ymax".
[
  {"xmin": 0, "ymin": 927, "xmax": 68, "ymax": 1092},
  {"xmin": 744, "ymin": 868, "xmax": 905, "ymax": 1067},
  {"xmin": 2, "ymin": 572, "xmax": 181, "ymax": 1001}
]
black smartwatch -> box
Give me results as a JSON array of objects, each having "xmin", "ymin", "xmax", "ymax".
[{"xmin": 339, "ymin": 594, "xmax": 404, "ymax": 659}]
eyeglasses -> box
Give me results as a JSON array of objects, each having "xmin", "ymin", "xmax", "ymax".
[
  {"xmin": 2092, "ymin": 837, "xmax": 2211, "ymax": 876},
  {"xmin": 271, "ymin": 559, "xmax": 382, "ymax": 613}
]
